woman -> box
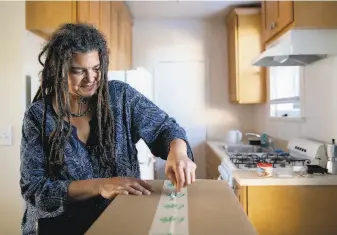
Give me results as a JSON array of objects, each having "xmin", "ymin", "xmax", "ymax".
[{"xmin": 20, "ymin": 23, "xmax": 196, "ymax": 235}]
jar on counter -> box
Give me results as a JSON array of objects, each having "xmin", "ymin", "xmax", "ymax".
[{"xmin": 257, "ymin": 163, "xmax": 273, "ymax": 177}]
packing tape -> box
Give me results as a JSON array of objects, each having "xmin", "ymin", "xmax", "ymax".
[{"xmin": 148, "ymin": 180, "xmax": 189, "ymax": 235}]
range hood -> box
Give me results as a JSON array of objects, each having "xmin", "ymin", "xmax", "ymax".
[{"xmin": 252, "ymin": 29, "xmax": 337, "ymax": 67}]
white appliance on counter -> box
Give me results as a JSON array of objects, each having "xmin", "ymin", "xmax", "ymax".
[
  {"xmin": 252, "ymin": 29, "xmax": 337, "ymax": 67},
  {"xmin": 108, "ymin": 68, "xmax": 155, "ymax": 180},
  {"xmin": 225, "ymin": 130, "xmax": 242, "ymax": 144},
  {"xmin": 218, "ymin": 138, "xmax": 327, "ymax": 188}
]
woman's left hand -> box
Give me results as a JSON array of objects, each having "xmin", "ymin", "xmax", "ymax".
[{"xmin": 165, "ymin": 139, "xmax": 197, "ymax": 192}]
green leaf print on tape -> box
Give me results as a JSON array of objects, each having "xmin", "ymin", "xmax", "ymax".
[
  {"xmin": 167, "ymin": 182, "xmax": 174, "ymax": 188},
  {"xmin": 176, "ymin": 193, "xmax": 185, "ymax": 198},
  {"xmin": 163, "ymin": 203, "xmax": 185, "ymax": 209},
  {"xmin": 169, "ymin": 192, "xmax": 185, "ymax": 200},
  {"xmin": 160, "ymin": 216, "xmax": 185, "ymax": 223}
]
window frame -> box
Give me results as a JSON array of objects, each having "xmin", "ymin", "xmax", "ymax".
[{"xmin": 267, "ymin": 65, "xmax": 306, "ymax": 122}]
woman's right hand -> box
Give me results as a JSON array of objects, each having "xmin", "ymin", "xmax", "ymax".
[{"xmin": 98, "ymin": 177, "xmax": 153, "ymax": 199}]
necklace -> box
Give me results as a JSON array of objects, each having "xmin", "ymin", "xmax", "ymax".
[
  {"xmin": 71, "ymin": 96, "xmax": 91, "ymax": 117},
  {"xmin": 70, "ymin": 107, "xmax": 91, "ymax": 117}
]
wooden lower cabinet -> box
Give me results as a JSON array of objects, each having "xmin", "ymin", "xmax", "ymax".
[
  {"xmin": 233, "ymin": 180, "xmax": 337, "ymax": 235},
  {"xmin": 205, "ymin": 145, "xmax": 221, "ymax": 180}
]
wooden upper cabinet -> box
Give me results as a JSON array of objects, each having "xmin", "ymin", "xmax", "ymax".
[
  {"xmin": 226, "ymin": 8, "xmax": 266, "ymax": 104},
  {"xmin": 99, "ymin": 1, "xmax": 113, "ymax": 70},
  {"xmin": 261, "ymin": 1, "xmax": 294, "ymax": 43},
  {"xmin": 124, "ymin": 19, "xmax": 132, "ymax": 70},
  {"xmin": 25, "ymin": 1, "xmax": 77, "ymax": 39},
  {"xmin": 262, "ymin": 1, "xmax": 337, "ymax": 44},
  {"xmin": 114, "ymin": 3, "xmax": 133, "ymax": 70},
  {"xmin": 26, "ymin": 1, "xmax": 133, "ymax": 70},
  {"xmin": 26, "ymin": 1, "xmax": 108, "ymax": 38},
  {"xmin": 226, "ymin": 13, "xmax": 238, "ymax": 103},
  {"xmin": 109, "ymin": 5, "xmax": 119, "ymax": 71},
  {"xmin": 77, "ymin": 1, "xmax": 100, "ymax": 29}
]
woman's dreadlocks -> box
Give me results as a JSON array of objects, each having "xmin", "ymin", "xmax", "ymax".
[{"xmin": 33, "ymin": 23, "xmax": 115, "ymax": 177}]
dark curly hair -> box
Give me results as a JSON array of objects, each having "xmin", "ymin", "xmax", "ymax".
[{"xmin": 33, "ymin": 23, "xmax": 115, "ymax": 177}]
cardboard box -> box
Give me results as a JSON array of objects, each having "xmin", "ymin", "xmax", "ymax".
[{"xmin": 85, "ymin": 180, "xmax": 257, "ymax": 235}]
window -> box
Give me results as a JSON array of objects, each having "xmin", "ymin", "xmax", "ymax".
[{"xmin": 269, "ymin": 66, "xmax": 303, "ymax": 119}]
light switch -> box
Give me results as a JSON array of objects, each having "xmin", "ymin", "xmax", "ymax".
[{"xmin": 0, "ymin": 126, "xmax": 12, "ymax": 146}]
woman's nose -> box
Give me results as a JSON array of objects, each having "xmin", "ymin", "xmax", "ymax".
[{"xmin": 86, "ymin": 69, "xmax": 97, "ymax": 82}]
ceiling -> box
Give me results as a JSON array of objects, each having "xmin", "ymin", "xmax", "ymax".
[{"xmin": 126, "ymin": 0, "xmax": 260, "ymax": 20}]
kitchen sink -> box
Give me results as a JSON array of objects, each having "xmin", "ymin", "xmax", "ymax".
[{"xmin": 223, "ymin": 144, "xmax": 263, "ymax": 154}]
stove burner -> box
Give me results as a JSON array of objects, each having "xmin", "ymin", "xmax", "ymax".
[
  {"xmin": 244, "ymin": 163, "xmax": 257, "ymax": 168},
  {"xmin": 229, "ymin": 152, "xmax": 311, "ymax": 169}
]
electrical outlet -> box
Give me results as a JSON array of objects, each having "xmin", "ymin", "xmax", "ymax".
[{"xmin": 0, "ymin": 126, "xmax": 12, "ymax": 146}]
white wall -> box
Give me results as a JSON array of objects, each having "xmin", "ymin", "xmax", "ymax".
[
  {"xmin": 0, "ymin": 2, "xmax": 25, "ymax": 234},
  {"xmin": 0, "ymin": 2, "xmax": 45, "ymax": 234},
  {"xmin": 132, "ymin": 18, "xmax": 255, "ymax": 179},
  {"xmin": 253, "ymin": 55, "xmax": 337, "ymax": 144}
]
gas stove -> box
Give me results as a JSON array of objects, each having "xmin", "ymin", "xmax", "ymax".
[
  {"xmin": 218, "ymin": 137, "xmax": 328, "ymax": 187},
  {"xmin": 228, "ymin": 152, "xmax": 312, "ymax": 170}
]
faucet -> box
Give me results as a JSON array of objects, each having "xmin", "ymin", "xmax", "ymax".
[
  {"xmin": 245, "ymin": 133, "xmax": 261, "ymax": 138},
  {"xmin": 245, "ymin": 133, "xmax": 274, "ymax": 151}
]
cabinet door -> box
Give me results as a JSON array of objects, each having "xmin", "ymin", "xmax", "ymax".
[
  {"xmin": 262, "ymin": 1, "xmax": 294, "ymax": 42},
  {"xmin": 227, "ymin": 15, "xmax": 239, "ymax": 103},
  {"xmin": 275, "ymin": 1, "xmax": 294, "ymax": 35},
  {"xmin": 110, "ymin": 4, "xmax": 119, "ymax": 71},
  {"xmin": 116, "ymin": 7, "xmax": 133, "ymax": 70},
  {"xmin": 233, "ymin": 180, "xmax": 248, "ymax": 213},
  {"xmin": 100, "ymin": 1, "xmax": 111, "ymax": 67},
  {"xmin": 262, "ymin": 1, "xmax": 278, "ymax": 42},
  {"xmin": 117, "ymin": 11, "xmax": 127, "ymax": 70},
  {"xmin": 26, "ymin": 1, "xmax": 77, "ymax": 39},
  {"xmin": 205, "ymin": 146, "xmax": 221, "ymax": 180},
  {"xmin": 248, "ymin": 186, "xmax": 337, "ymax": 235},
  {"xmin": 237, "ymin": 12, "xmax": 264, "ymax": 104},
  {"xmin": 77, "ymin": 1, "xmax": 100, "ymax": 29}
]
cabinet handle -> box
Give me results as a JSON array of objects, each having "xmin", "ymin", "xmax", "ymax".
[{"xmin": 269, "ymin": 22, "xmax": 277, "ymax": 30}]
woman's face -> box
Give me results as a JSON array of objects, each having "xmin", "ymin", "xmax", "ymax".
[{"xmin": 68, "ymin": 50, "xmax": 101, "ymax": 98}]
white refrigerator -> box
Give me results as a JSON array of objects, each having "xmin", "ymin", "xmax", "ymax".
[{"xmin": 108, "ymin": 68, "xmax": 155, "ymax": 180}]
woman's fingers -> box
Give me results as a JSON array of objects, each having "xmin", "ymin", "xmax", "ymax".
[
  {"xmin": 191, "ymin": 170, "xmax": 196, "ymax": 183},
  {"xmin": 174, "ymin": 161, "xmax": 197, "ymax": 190},
  {"xmin": 184, "ymin": 168, "xmax": 191, "ymax": 187},
  {"xmin": 101, "ymin": 189, "xmax": 128, "ymax": 199},
  {"xmin": 99, "ymin": 177, "xmax": 154, "ymax": 199},
  {"xmin": 176, "ymin": 164, "xmax": 185, "ymax": 192},
  {"xmin": 131, "ymin": 182, "xmax": 151, "ymax": 195},
  {"xmin": 116, "ymin": 190, "xmax": 129, "ymax": 195},
  {"xmin": 166, "ymin": 170, "xmax": 177, "ymax": 188},
  {"xmin": 137, "ymin": 179, "xmax": 153, "ymax": 192},
  {"xmin": 125, "ymin": 185, "xmax": 143, "ymax": 195}
]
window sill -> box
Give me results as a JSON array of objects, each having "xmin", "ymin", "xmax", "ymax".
[{"xmin": 268, "ymin": 117, "xmax": 306, "ymax": 123}]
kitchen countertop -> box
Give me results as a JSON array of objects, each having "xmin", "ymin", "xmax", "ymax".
[
  {"xmin": 206, "ymin": 141, "xmax": 229, "ymax": 160},
  {"xmin": 207, "ymin": 141, "xmax": 337, "ymax": 186},
  {"xmin": 233, "ymin": 170, "xmax": 337, "ymax": 186}
]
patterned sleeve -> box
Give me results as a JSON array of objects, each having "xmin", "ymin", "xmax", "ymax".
[
  {"xmin": 126, "ymin": 84, "xmax": 194, "ymax": 161},
  {"xmin": 20, "ymin": 108, "xmax": 72, "ymax": 216}
]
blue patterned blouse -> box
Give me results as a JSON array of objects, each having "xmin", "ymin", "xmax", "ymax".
[{"xmin": 20, "ymin": 80, "xmax": 193, "ymax": 235}]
